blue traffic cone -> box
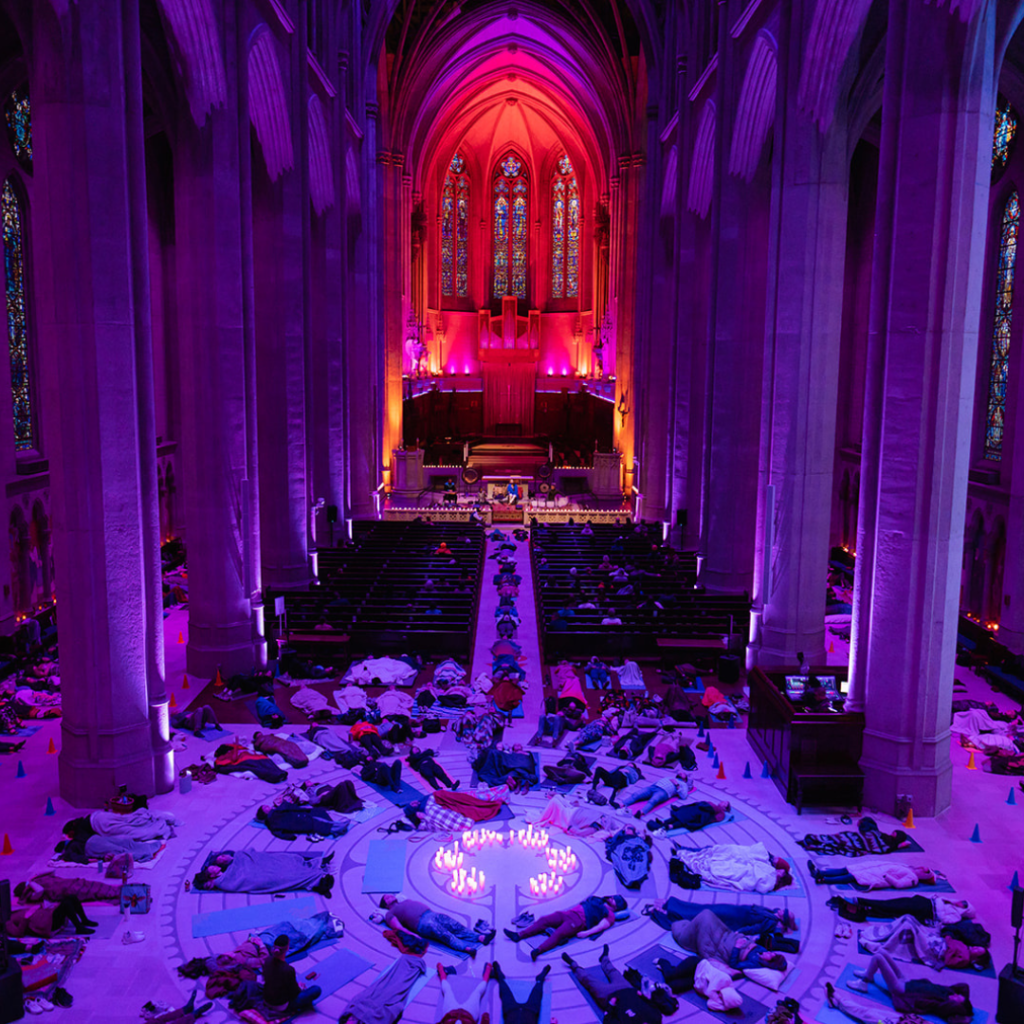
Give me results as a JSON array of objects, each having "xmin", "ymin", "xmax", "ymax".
[
  {"xmin": 727, "ymin": 716, "xmax": 736, "ymax": 729},
  {"xmin": 1009, "ymin": 787, "xmax": 1017, "ymax": 806},
  {"xmin": 698, "ymin": 722, "xmax": 705, "ymax": 738},
  {"xmin": 969, "ymin": 824, "xmax": 982, "ymax": 843},
  {"xmin": 712, "ymin": 753, "xmax": 719, "ymax": 769},
  {"xmin": 761, "ymin": 760, "xmax": 771, "ymax": 778},
  {"xmin": 16, "ymin": 760, "xmax": 25, "ymax": 778},
  {"xmin": 743, "ymin": 761, "xmax": 752, "ymax": 779},
  {"xmin": 1010, "ymin": 870, "xmax": 1020, "ymax": 891},
  {"xmin": 44, "ymin": 797, "xmax": 54, "ymax": 816}
]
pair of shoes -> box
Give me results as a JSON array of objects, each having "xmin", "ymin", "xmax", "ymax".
[
  {"xmin": 480, "ymin": 929, "xmax": 496, "ymax": 945},
  {"xmin": 846, "ymin": 978, "xmax": 869, "ymax": 993},
  {"xmin": 52, "ymin": 988, "xmax": 73, "ymax": 1009},
  {"xmin": 503, "ymin": 927, "xmax": 521, "ymax": 942},
  {"xmin": 122, "ymin": 930, "xmax": 146, "ymax": 944},
  {"xmin": 561, "ymin": 952, "xmax": 577, "ymax": 968},
  {"xmin": 833, "ymin": 921, "xmax": 852, "ymax": 940}
]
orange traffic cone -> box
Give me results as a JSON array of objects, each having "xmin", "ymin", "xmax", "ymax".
[
  {"xmin": 1, "ymin": 834, "xmax": 12, "ymax": 855},
  {"xmin": 828, "ymin": 642, "xmax": 835, "ymax": 654},
  {"xmin": 46, "ymin": 737, "xmax": 57, "ymax": 755},
  {"xmin": 716, "ymin": 762, "xmax": 726, "ymax": 780},
  {"xmin": 181, "ymin": 672, "xmax": 189, "ymax": 690},
  {"xmin": 214, "ymin": 668, "xmax": 224, "ymax": 688},
  {"xmin": 169, "ymin": 691, "xmax": 177, "ymax": 708},
  {"xmin": 903, "ymin": 808, "xmax": 915, "ymax": 830},
  {"xmin": 967, "ymin": 750, "xmax": 978, "ymax": 770},
  {"xmin": 178, "ymin": 631, "xmax": 184, "ymax": 644}
]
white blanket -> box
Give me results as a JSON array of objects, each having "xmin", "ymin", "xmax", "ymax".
[
  {"xmin": 344, "ymin": 657, "xmax": 418, "ymax": 687},
  {"xmin": 679, "ymin": 841, "xmax": 778, "ymax": 894}
]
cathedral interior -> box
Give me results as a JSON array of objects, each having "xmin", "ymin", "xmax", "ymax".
[{"xmin": 1, "ymin": 1, "xmax": 1024, "ymax": 1022}]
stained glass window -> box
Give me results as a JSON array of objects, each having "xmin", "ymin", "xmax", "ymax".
[
  {"xmin": 3, "ymin": 89, "xmax": 31, "ymax": 172},
  {"xmin": 993, "ymin": 97, "xmax": 1017, "ymax": 177},
  {"xmin": 2, "ymin": 179, "xmax": 33, "ymax": 451},
  {"xmin": 493, "ymin": 154, "xmax": 528, "ymax": 300},
  {"xmin": 551, "ymin": 154, "xmax": 579, "ymax": 298},
  {"xmin": 441, "ymin": 153, "xmax": 469, "ymax": 298},
  {"xmin": 986, "ymin": 191, "xmax": 1019, "ymax": 461}
]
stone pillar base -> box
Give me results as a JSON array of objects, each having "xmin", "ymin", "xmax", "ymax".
[
  {"xmin": 58, "ymin": 739, "xmax": 156, "ymax": 807},
  {"xmin": 747, "ymin": 625, "xmax": 826, "ymax": 670},
  {"xmin": 861, "ymin": 732, "xmax": 952, "ymax": 818}
]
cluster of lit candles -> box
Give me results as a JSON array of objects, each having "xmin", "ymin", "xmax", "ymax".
[
  {"xmin": 528, "ymin": 872, "xmax": 565, "ymax": 898},
  {"xmin": 514, "ymin": 824, "xmax": 550, "ymax": 852},
  {"xmin": 448, "ymin": 866, "xmax": 486, "ymax": 897},
  {"xmin": 545, "ymin": 845, "xmax": 579, "ymax": 874},
  {"xmin": 460, "ymin": 828, "xmax": 501, "ymax": 853},
  {"xmin": 433, "ymin": 841, "xmax": 465, "ymax": 874}
]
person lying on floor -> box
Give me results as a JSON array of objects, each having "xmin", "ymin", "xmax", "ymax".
[
  {"xmin": 503, "ymin": 894, "xmax": 626, "ymax": 961},
  {"xmin": 490, "ymin": 960, "xmax": 549, "ymax": 1024},
  {"xmin": 171, "ymin": 706, "xmax": 221, "ymax": 737},
  {"xmin": 472, "ymin": 745, "xmax": 538, "ymax": 790},
  {"xmin": 798, "ymin": 816, "xmax": 913, "ymax": 857},
  {"xmin": 4, "ymin": 894, "xmax": 97, "ymax": 937},
  {"xmin": 14, "ymin": 872, "xmax": 122, "ymax": 904},
  {"xmin": 531, "ymin": 792, "xmax": 619, "ymax": 837},
  {"xmin": 645, "ymin": 730, "xmax": 697, "ymax": 769},
  {"xmin": 255, "ymin": 803, "xmax": 350, "ymax": 841},
  {"xmin": 841, "ymin": 950, "xmax": 974, "ymax": 1023},
  {"xmin": 371, "ymin": 895, "xmax": 495, "ymax": 956},
  {"xmin": 407, "ymin": 746, "xmax": 460, "ymax": 790},
  {"xmin": 646, "ymin": 897, "xmax": 798, "ymax": 945},
  {"xmin": 619, "ymin": 772, "xmax": 691, "ymax": 818},
  {"xmin": 808, "ymin": 860, "xmax": 939, "ymax": 890},
  {"xmin": 674, "ymin": 842, "xmax": 793, "ymax": 893},
  {"xmin": 591, "ymin": 762, "xmax": 644, "ymax": 806},
  {"xmin": 435, "ymin": 962, "xmax": 493, "ymax": 1024},
  {"xmin": 827, "ymin": 892, "xmax": 975, "ymax": 924},
  {"xmin": 139, "ymin": 991, "xmax": 213, "ymax": 1024},
  {"xmin": 605, "ymin": 826, "xmax": 653, "ymax": 889},
  {"xmin": 670, "ymin": 908, "xmax": 788, "ymax": 974},
  {"xmin": 541, "ymin": 751, "xmax": 593, "ymax": 786},
  {"xmin": 858, "ymin": 913, "xmax": 991, "ymax": 972},
  {"xmin": 404, "ymin": 783, "xmax": 512, "ymax": 832},
  {"xmin": 193, "ymin": 850, "xmax": 334, "ymax": 896},
  {"xmin": 56, "ymin": 817, "xmax": 164, "ymax": 865},
  {"xmin": 646, "ymin": 799, "xmax": 730, "ymax": 833},
  {"xmin": 562, "ymin": 943, "xmax": 676, "ymax": 1024},
  {"xmin": 252, "ymin": 731, "xmax": 309, "ymax": 768},
  {"xmin": 360, "ymin": 757, "xmax": 405, "ymax": 793}
]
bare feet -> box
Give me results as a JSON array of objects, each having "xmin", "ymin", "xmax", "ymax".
[{"xmin": 437, "ymin": 963, "xmax": 447, "ymax": 982}]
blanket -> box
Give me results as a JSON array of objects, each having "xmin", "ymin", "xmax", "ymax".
[
  {"xmin": 89, "ymin": 808, "xmax": 178, "ymax": 841},
  {"xmin": 678, "ymin": 841, "xmax": 780, "ymax": 894},
  {"xmin": 345, "ymin": 657, "xmax": 419, "ymax": 687},
  {"xmin": 196, "ymin": 850, "xmax": 327, "ymax": 893}
]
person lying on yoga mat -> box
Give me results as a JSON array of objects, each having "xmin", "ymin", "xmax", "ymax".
[
  {"xmin": 673, "ymin": 842, "xmax": 792, "ymax": 893},
  {"xmin": 843, "ymin": 950, "xmax": 974, "ymax": 1022},
  {"xmin": 669, "ymin": 909, "xmax": 788, "ymax": 974},
  {"xmin": 808, "ymin": 861, "xmax": 937, "ymax": 890},
  {"xmin": 4, "ymin": 894, "xmax": 97, "ymax": 937},
  {"xmin": 798, "ymin": 817, "xmax": 912, "ymax": 857},
  {"xmin": 255, "ymin": 803, "xmax": 350, "ymax": 841},
  {"xmin": 350, "ymin": 720, "xmax": 391, "ymax": 759},
  {"xmin": 407, "ymin": 747, "xmax": 460, "ymax": 790},
  {"xmin": 503, "ymin": 894, "xmax": 626, "ymax": 961},
  {"xmin": 827, "ymin": 897, "xmax": 970, "ymax": 929},
  {"xmin": 372, "ymin": 895, "xmax": 496, "ymax": 956},
  {"xmin": 646, "ymin": 800, "xmax": 730, "ymax": 833},
  {"xmin": 646, "ymin": 898, "xmax": 797, "ymax": 943},
  {"xmin": 591, "ymin": 762, "xmax": 643, "ymax": 807},
  {"xmin": 857, "ymin": 912, "xmax": 991, "ymax": 972},
  {"xmin": 263, "ymin": 935, "xmax": 322, "ymax": 1015},
  {"xmin": 619, "ymin": 772, "xmax": 691, "ymax": 818},
  {"xmin": 171, "ymin": 705, "xmax": 221, "ymax": 737},
  {"xmin": 561, "ymin": 944, "xmax": 676, "ymax": 1024},
  {"xmin": 360, "ymin": 757, "xmax": 405, "ymax": 793},
  {"xmin": 435, "ymin": 962, "xmax": 493, "ymax": 1024},
  {"xmin": 490, "ymin": 960, "xmax": 550, "ymax": 1024},
  {"xmin": 137, "ymin": 990, "xmax": 213, "ymax": 1024}
]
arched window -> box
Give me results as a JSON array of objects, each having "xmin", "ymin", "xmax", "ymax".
[
  {"xmin": 2, "ymin": 178, "xmax": 33, "ymax": 452},
  {"xmin": 993, "ymin": 95, "xmax": 1017, "ymax": 181},
  {"xmin": 493, "ymin": 153, "xmax": 528, "ymax": 300},
  {"xmin": 985, "ymin": 191, "xmax": 1019, "ymax": 461},
  {"xmin": 441, "ymin": 153, "xmax": 469, "ymax": 298},
  {"xmin": 551, "ymin": 154, "xmax": 579, "ymax": 298}
]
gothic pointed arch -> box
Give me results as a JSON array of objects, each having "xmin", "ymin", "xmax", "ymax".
[{"xmin": 551, "ymin": 153, "xmax": 580, "ymax": 299}]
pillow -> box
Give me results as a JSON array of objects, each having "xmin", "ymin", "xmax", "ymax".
[{"xmin": 742, "ymin": 966, "xmax": 786, "ymax": 991}]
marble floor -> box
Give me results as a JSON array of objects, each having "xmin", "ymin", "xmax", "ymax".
[{"xmin": 1, "ymin": 541, "xmax": 1018, "ymax": 1023}]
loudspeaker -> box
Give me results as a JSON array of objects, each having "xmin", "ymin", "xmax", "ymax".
[
  {"xmin": 998, "ymin": 963, "xmax": 1024, "ymax": 1023},
  {"xmin": 0, "ymin": 881, "xmax": 9, "ymax": 924},
  {"xmin": 326, "ymin": 505, "xmax": 338, "ymax": 524},
  {"xmin": 718, "ymin": 654, "xmax": 740, "ymax": 685},
  {"xmin": 0, "ymin": 959, "xmax": 23, "ymax": 1023},
  {"xmin": 1013, "ymin": 888, "xmax": 1023, "ymax": 929},
  {"xmin": 676, "ymin": 509, "xmax": 687, "ymax": 528}
]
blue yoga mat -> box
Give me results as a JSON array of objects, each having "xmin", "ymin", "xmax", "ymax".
[
  {"xmin": 13, "ymin": 724, "xmax": 41, "ymax": 738},
  {"xmin": 361, "ymin": 839, "xmax": 408, "ymax": 893},
  {"xmin": 503, "ymin": 976, "xmax": 553, "ymax": 1024},
  {"xmin": 829, "ymin": 962, "xmax": 989, "ymax": 1024},
  {"xmin": 192, "ymin": 897, "xmax": 317, "ymax": 938},
  {"xmin": 625, "ymin": 944, "xmax": 686, "ymax": 979},
  {"xmin": 198, "ymin": 726, "xmax": 232, "ymax": 742},
  {"xmin": 313, "ymin": 946, "xmax": 375, "ymax": 997},
  {"xmin": 568, "ymin": 967, "xmax": 607, "ymax": 1019}
]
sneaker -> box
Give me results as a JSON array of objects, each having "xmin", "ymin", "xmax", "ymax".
[
  {"xmin": 503, "ymin": 928, "xmax": 521, "ymax": 942},
  {"xmin": 25, "ymin": 1002, "xmax": 43, "ymax": 1016},
  {"xmin": 846, "ymin": 979, "xmax": 869, "ymax": 993},
  {"xmin": 480, "ymin": 929, "xmax": 496, "ymax": 945},
  {"xmin": 36, "ymin": 999, "xmax": 54, "ymax": 1012},
  {"xmin": 122, "ymin": 929, "xmax": 146, "ymax": 944}
]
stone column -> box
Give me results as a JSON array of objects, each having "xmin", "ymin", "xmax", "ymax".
[
  {"xmin": 850, "ymin": 0, "xmax": 996, "ymax": 816},
  {"xmin": 175, "ymin": 3, "xmax": 258, "ymax": 677},
  {"xmin": 32, "ymin": 1, "xmax": 170, "ymax": 803},
  {"xmin": 702, "ymin": 7, "xmax": 768, "ymax": 595},
  {"xmin": 748, "ymin": 0, "xmax": 849, "ymax": 668}
]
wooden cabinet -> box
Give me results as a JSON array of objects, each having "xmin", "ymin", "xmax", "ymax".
[{"xmin": 747, "ymin": 667, "xmax": 865, "ymax": 811}]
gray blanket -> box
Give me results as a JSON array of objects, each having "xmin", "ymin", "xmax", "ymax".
[{"xmin": 216, "ymin": 850, "xmax": 326, "ymax": 893}]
